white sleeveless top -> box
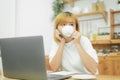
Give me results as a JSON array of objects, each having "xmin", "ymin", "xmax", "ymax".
[{"xmin": 49, "ymin": 36, "xmax": 98, "ymax": 74}]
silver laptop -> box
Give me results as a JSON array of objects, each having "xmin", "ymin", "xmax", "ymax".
[{"xmin": 0, "ymin": 36, "xmax": 71, "ymax": 80}]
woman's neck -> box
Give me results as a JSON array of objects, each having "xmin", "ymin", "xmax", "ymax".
[{"xmin": 64, "ymin": 37, "xmax": 73, "ymax": 43}]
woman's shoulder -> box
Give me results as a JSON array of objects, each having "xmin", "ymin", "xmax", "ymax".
[
  {"xmin": 80, "ymin": 35, "xmax": 90, "ymax": 42},
  {"xmin": 52, "ymin": 40, "xmax": 59, "ymax": 46},
  {"xmin": 80, "ymin": 35, "xmax": 93, "ymax": 49},
  {"xmin": 80, "ymin": 35, "xmax": 92, "ymax": 46}
]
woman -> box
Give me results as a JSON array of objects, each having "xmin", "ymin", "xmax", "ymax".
[{"xmin": 49, "ymin": 12, "xmax": 98, "ymax": 75}]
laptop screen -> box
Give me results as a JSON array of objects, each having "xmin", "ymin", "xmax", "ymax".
[{"xmin": 0, "ymin": 36, "xmax": 47, "ymax": 80}]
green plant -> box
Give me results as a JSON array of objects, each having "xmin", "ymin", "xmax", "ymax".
[
  {"xmin": 52, "ymin": 0, "xmax": 65, "ymax": 20},
  {"xmin": 118, "ymin": 0, "xmax": 120, "ymax": 4}
]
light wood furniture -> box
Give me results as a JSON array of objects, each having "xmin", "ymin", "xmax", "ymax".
[
  {"xmin": 87, "ymin": 10, "xmax": 120, "ymax": 45},
  {"xmin": 93, "ymin": 10, "xmax": 120, "ymax": 75},
  {"xmin": 91, "ymin": 10, "xmax": 120, "ymax": 51},
  {"xmin": 76, "ymin": 11, "xmax": 107, "ymax": 22},
  {"xmin": 98, "ymin": 56, "xmax": 120, "ymax": 75},
  {"xmin": 0, "ymin": 75, "xmax": 120, "ymax": 80},
  {"xmin": 91, "ymin": 39, "xmax": 120, "ymax": 50},
  {"xmin": 92, "ymin": 40, "xmax": 111, "ymax": 44},
  {"xmin": 92, "ymin": 40, "xmax": 120, "ymax": 45},
  {"xmin": 67, "ymin": 75, "xmax": 120, "ymax": 80},
  {"xmin": 110, "ymin": 9, "xmax": 120, "ymax": 40}
]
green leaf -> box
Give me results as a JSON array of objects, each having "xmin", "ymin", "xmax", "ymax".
[{"xmin": 52, "ymin": 0, "xmax": 65, "ymax": 20}]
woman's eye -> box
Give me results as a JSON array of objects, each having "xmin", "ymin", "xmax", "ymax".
[
  {"xmin": 70, "ymin": 24, "xmax": 73, "ymax": 26},
  {"xmin": 62, "ymin": 24, "xmax": 66, "ymax": 26}
]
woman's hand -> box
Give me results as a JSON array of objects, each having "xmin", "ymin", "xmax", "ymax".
[
  {"xmin": 55, "ymin": 30, "xmax": 65, "ymax": 44},
  {"xmin": 72, "ymin": 31, "xmax": 81, "ymax": 45}
]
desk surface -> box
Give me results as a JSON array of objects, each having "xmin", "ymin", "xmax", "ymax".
[{"xmin": 0, "ymin": 75, "xmax": 120, "ymax": 80}]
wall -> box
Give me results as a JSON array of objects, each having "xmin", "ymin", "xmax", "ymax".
[
  {"xmin": 0, "ymin": 0, "xmax": 15, "ymax": 38},
  {"xmin": 0, "ymin": 0, "xmax": 15, "ymax": 73},
  {"xmin": 15, "ymin": 0, "xmax": 53, "ymax": 55}
]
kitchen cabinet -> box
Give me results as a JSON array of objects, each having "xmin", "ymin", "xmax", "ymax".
[
  {"xmin": 92, "ymin": 40, "xmax": 111, "ymax": 44},
  {"xmin": 92, "ymin": 10, "xmax": 120, "ymax": 51},
  {"xmin": 110, "ymin": 9, "xmax": 120, "ymax": 40},
  {"xmin": 92, "ymin": 40, "xmax": 120, "ymax": 45},
  {"xmin": 76, "ymin": 10, "xmax": 120, "ymax": 45},
  {"xmin": 98, "ymin": 56, "xmax": 120, "ymax": 75}
]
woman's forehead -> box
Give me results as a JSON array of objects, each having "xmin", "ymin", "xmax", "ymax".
[{"xmin": 60, "ymin": 17, "xmax": 76, "ymax": 24}]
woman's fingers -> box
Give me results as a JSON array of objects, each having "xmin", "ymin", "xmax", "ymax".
[
  {"xmin": 55, "ymin": 30, "xmax": 62, "ymax": 40},
  {"xmin": 72, "ymin": 31, "xmax": 80, "ymax": 39}
]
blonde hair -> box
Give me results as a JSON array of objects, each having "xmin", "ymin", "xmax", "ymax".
[{"xmin": 54, "ymin": 12, "xmax": 80, "ymax": 43}]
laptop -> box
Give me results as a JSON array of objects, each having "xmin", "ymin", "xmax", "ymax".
[{"xmin": 0, "ymin": 36, "xmax": 71, "ymax": 80}]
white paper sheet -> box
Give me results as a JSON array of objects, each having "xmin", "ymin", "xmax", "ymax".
[{"xmin": 48, "ymin": 71, "xmax": 82, "ymax": 75}]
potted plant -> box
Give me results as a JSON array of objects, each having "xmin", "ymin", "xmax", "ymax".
[
  {"xmin": 118, "ymin": 0, "xmax": 120, "ymax": 4},
  {"xmin": 52, "ymin": 0, "xmax": 77, "ymax": 20},
  {"xmin": 118, "ymin": 0, "xmax": 120, "ymax": 9},
  {"xmin": 52, "ymin": 0, "xmax": 65, "ymax": 20}
]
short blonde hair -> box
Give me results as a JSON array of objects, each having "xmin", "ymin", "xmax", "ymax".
[{"xmin": 54, "ymin": 12, "xmax": 80, "ymax": 43}]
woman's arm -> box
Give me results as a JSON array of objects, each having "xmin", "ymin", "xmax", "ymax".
[
  {"xmin": 76, "ymin": 43, "xmax": 98, "ymax": 74},
  {"xmin": 49, "ymin": 39, "xmax": 65, "ymax": 72},
  {"xmin": 72, "ymin": 31, "xmax": 98, "ymax": 74}
]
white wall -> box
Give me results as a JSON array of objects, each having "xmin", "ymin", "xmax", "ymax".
[
  {"xmin": 0, "ymin": 0, "xmax": 15, "ymax": 38},
  {"xmin": 0, "ymin": 0, "xmax": 15, "ymax": 73},
  {"xmin": 15, "ymin": 0, "xmax": 53, "ymax": 55}
]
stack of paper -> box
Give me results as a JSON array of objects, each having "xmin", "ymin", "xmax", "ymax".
[{"xmin": 48, "ymin": 71, "xmax": 82, "ymax": 75}]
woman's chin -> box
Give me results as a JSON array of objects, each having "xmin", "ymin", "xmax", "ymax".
[
  {"xmin": 64, "ymin": 36, "xmax": 73, "ymax": 40},
  {"xmin": 64, "ymin": 36, "xmax": 71, "ymax": 38}
]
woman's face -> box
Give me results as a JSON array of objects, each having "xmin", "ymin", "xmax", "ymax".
[{"xmin": 57, "ymin": 20, "xmax": 76, "ymax": 38}]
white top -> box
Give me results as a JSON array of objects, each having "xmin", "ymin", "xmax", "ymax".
[{"xmin": 49, "ymin": 36, "xmax": 98, "ymax": 74}]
